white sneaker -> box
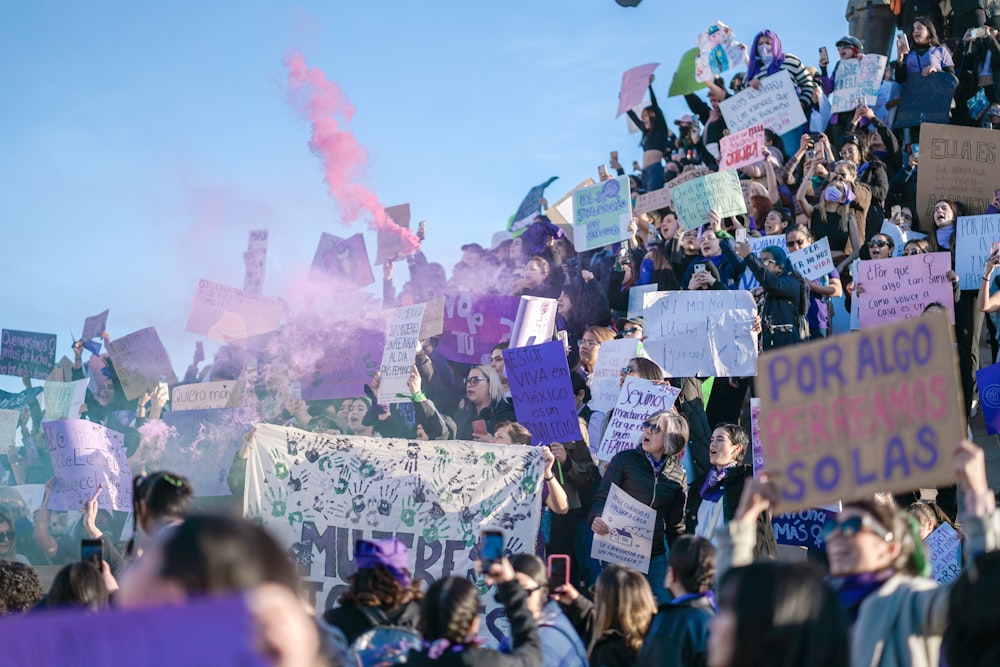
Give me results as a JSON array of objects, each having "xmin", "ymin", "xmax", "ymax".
[{"xmin": 971, "ymin": 399, "xmax": 979, "ymax": 419}]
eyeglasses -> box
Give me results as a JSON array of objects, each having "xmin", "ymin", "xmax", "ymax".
[
  {"xmin": 640, "ymin": 420, "xmax": 663, "ymax": 433},
  {"xmin": 0, "ymin": 530, "xmax": 15, "ymax": 542},
  {"xmin": 868, "ymin": 240, "xmax": 891, "ymax": 248},
  {"xmin": 621, "ymin": 366, "xmax": 639, "ymax": 375},
  {"xmin": 902, "ymin": 249, "xmax": 923, "ymax": 256},
  {"xmin": 822, "ymin": 515, "xmax": 893, "ymax": 542},
  {"xmin": 464, "ymin": 376, "xmax": 487, "ymax": 386},
  {"xmin": 622, "ymin": 328, "xmax": 640, "ymax": 336},
  {"xmin": 579, "ymin": 339, "xmax": 601, "ymax": 348}
]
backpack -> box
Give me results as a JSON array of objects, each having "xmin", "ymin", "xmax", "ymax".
[{"xmin": 348, "ymin": 606, "xmax": 423, "ymax": 667}]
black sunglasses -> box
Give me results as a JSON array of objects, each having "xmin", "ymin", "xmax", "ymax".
[
  {"xmin": 0, "ymin": 530, "xmax": 15, "ymax": 542},
  {"xmin": 868, "ymin": 240, "xmax": 891, "ymax": 248},
  {"xmin": 640, "ymin": 420, "xmax": 663, "ymax": 433}
]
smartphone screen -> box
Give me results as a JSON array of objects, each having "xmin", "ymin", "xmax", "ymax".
[
  {"xmin": 481, "ymin": 530, "xmax": 505, "ymax": 567},
  {"xmin": 912, "ymin": 143, "xmax": 919, "ymax": 157},
  {"xmin": 735, "ymin": 228, "xmax": 747, "ymax": 244},
  {"xmin": 81, "ymin": 538, "xmax": 103, "ymax": 567},
  {"xmin": 547, "ymin": 555, "xmax": 570, "ymax": 588}
]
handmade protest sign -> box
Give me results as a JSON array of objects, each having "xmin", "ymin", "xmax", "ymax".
[
  {"xmin": 0, "ymin": 386, "xmax": 43, "ymax": 411},
  {"xmin": 591, "ymin": 483, "xmax": 656, "ymax": 573},
  {"xmin": 171, "ymin": 380, "xmax": 236, "ymax": 411},
  {"xmin": 311, "ymin": 232, "xmax": 375, "ymax": 289},
  {"xmin": 81, "ymin": 309, "xmax": 109, "ymax": 341},
  {"xmin": 955, "ymin": 214, "xmax": 1000, "ymax": 290},
  {"xmin": 376, "ymin": 203, "xmax": 412, "ymax": 265},
  {"xmin": 504, "ymin": 342, "xmax": 581, "ymax": 445},
  {"xmin": 42, "ymin": 419, "xmax": 131, "ymax": 511},
  {"xmin": 161, "ymin": 408, "xmax": 256, "ymax": 496},
  {"xmin": 47, "ymin": 356, "xmax": 74, "ymax": 383},
  {"xmin": 597, "ymin": 377, "xmax": 681, "ymax": 461},
  {"xmin": 917, "ymin": 124, "xmax": 1000, "ymax": 223},
  {"xmin": 873, "ymin": 80, "xmax": 900, "ymax": 127},
  {"xmin": 694, "ymin": 22, "xmax": 747, "ymax": 82},
  {"xmin": 572, "ymin": 176, "xmax": 633, "ymax": 251},
  {"xmin": 771, "ymin": 507, "xmax": 836, "ymax": 551},
  {"xmin": 828, "ymin": 55, "xmax": 888, "ymax": 113},
  {"xmin": 1, "ymin": 594, "xmax": 267, "ymax": 667},
  {"xmin": 243, "ymin": 229, "xmax": 268, "ymax": 295},
  {"xmin": 439, "ymin": 293, "xmax": 519, "ymax": 365},
  {"xmin": 43, "ymin": 379, "xmax": 89, "ymax": 420},
  {"xmin": 750, "ymin": 398, "xmax": 765, "ymax": 477},
  {"xmin": 757, "ymin": 311, "xmax": 963, "ymax": 512},
  {"xmin": 186, "ymin": 279, "xmax": 284, "ymax": 343},
  {"xmin": 879, "ymin": 221, "xmax": 926, "ymax": 256},
  {"xmin": 719, "ymin": 124, "xmax": 765, "ymax": 172},
  {"xmin": 546, "ymin": 179, "xmax": 596, "ymax": 236},
  {"xmin": 588, "ymin": 338, "xmax": 643, "ymax": 413},
  {"xmin": 668, "ymin": 170, "xmax": 747, "ymax": 231},
  {"xmin": 643, "ymin": 290, "xmax": 758, "ymax": 377},
  {"xmin": 925, "ymin": 522, "xmax": 962, "ymax": 584},
  {"xmin": 627, "ymin": 284, "xmax": 659, "ymax": 320},
  {"xmin": 789, "ymin": 237, "xmax": 836, "ymax": 281},
  {"xmin": 245, "ymin": 425, "xmax": 543, "ymax": 642},
  {"xmin": 975, "ymin": 361, "xmax": 1000, "ymax": 435},
  {"xmin": 105, "ymin": 328, "xmax": 178, "ymax": 401},
  {"xmin": 719, "ymin": 71, "xmax": 807, "ymax": 134},
  {"xmin": 0, "ymin": 409, "xmax": 17, "ymax": 452},
  {"xmin": 616, "ymin": 63, "xmax": 659, "ymax": 117},
  {"xmin": 0, "ymin": 329, "xmax": 57, "ymax": 380},
  {"xmin": 895, "ymin": 72, "xmax": 959, "ymax": 129},
  {"xmin": 419, "ymin": 297, "xmax": 446, "ymax": 339},
  {"xmin": 856, "ymin": 253, "xmax": 955, "ymax": 328},
  {"xmin": 739, "ymin": 234, "xmax": 788, "ymax": 290},
  {"xmin": 509, "ymin": 296, "xmax": 558, "ymax": 349},
  {"xmin": 668, "ymin": 47, "xmax": 707, "ymax": 97},
  {"xmin": 296, "ymin": 320, "xmax": 384, "ymax": 401},
  {"xmin": 634, "ymin": 188, "xmax": 673, "ymax": 216},
  {"xmin": 378, "ymin": 304, "xmax": 426, "ymax": 404},
  {"xmin": 511, "ymin": 177, "xmax": 559, "ymax": 234}
]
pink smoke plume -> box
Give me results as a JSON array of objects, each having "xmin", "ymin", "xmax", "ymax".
[{"xmin": 283, "ymin": 52, "xmax": 419, "ymax": 256}]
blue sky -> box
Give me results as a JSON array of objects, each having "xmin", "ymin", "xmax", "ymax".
[{"xmin": 0, "ymin": 1, "xmax": 849, "ymax": 392}]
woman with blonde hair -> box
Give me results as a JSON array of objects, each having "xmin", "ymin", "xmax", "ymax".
[{"xmin": 575, "ymin": 326, "xmax": 616, "ymax": 378}]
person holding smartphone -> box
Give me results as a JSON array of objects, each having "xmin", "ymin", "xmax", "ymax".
[{"xmin": 895, "ymin": 16, "xmax": 954, "ymax": 80}]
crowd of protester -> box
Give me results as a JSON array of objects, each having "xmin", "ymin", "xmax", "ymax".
[{"xmin": 5, "ymin": 8, "xmax": 1000, "ymax": 667}]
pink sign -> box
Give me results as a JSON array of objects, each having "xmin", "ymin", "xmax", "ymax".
[
  {"xmin": 185, "ymin": 279, "xmax": 285, "ymax": 343},
  {"xmin": 719, "ymin": 124, "xmax": 765, "ymax": 172},
  {"xmin": 616, "ymin": 63, "xmax": 659, "ymax": 118},
  {"xmin": 856, "ymin": 253, "xmax": 956, "ymax": 328}
]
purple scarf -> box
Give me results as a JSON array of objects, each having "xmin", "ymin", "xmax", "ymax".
[
  {"xmin": 830, "ymin": 569, "xmax": 894, "ymax": 623},
  {"xmin": 700, "ymin": 464, "xmax": 736, "ymax": 502}
]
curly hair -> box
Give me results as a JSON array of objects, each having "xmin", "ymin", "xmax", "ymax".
[
  {"xmin": 338, "ymin": 566, "xmax": 423, "ymax": 609},
  {"xmin": 669, "ymin": 535, "xmax": 717, "ymax": 594},
  {"xmin": 419, "ymin": 576, "xmax": 480, "ymax": 645},
  {"xmin": 0, "ymin": 561, "xmax": 43, "ymax": 614}
]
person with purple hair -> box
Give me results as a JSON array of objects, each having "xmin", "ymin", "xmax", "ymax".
[
  {"xmin": 323, "ymin": 537, "xmax": 424, "ymax": 644},
  {"xmin": 745, "ymin": 29, "xmax": 815, "ymax": 149}
]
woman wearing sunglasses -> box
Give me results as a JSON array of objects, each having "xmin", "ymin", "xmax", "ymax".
[
  {"xmin": 589, "ymin": 410, "xmax": 688, "ymax": 603},
  {"xmin": 785, "ymin": 225, "xmax": 842, "ymax": 339},
  {"xmin": 717, "ymin": 439, "xmax": 999, "ymax": 667},
  {"xmin": 454, "ymin": 365, "xmax": 515, "ymax": 441}
]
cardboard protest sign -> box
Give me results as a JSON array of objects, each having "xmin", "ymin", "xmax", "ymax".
[
  {"xmin": 789, "ymin": 236, "xmax": 836, "ymax": 281},
  {"xmin": 975, "ymin": 361, "xmax": 1000, "ymax": 435},
  {"xmin": 243, "ymin": 229, "xmax": 268, "ymax": 295},
  {"xmin": 694, "ymin": 22, "xmax": 747, "ymax": 82},
  {"xmin": 376, "ymin": 203, "xmax": 412, "ymax": 265},
  {"xmin": 750, "ymin": 397, "xmax": 765, "ymax": 477},
  {"xmin": 956, "ymin": 214, "xmax": 1000, "ymax": 290},
  {"xmin": 0, "ymin": 409, "xmax": 18, "ymax": 452},
  {"xmin": 643, "ymin": 290, "xmax": 758, "ymax": 377},
  {"xmin": 0, "ymin": 329, "xmax": 57, "ymax": 380},
  {"xmin": 81, "ymin": 309, "xmax": 109, "ymax": 341},
  {"xmin": 757, "ymin": 311, "xmax": 964, "ymax": 512},
  {"xmin": 0, "ymin": 386, "xmax": 43, "ymax": 411},
  {"xmin": 668, "ymin": 170, "xmax": 747, "ymax": 231},
  {"xmin": 161, "ymin": 408, "xmax": 256, "ymax": 496},
  {"xmin": 627, "ymin": 284, "xmax": 659, "ymax": 320},
  {"xmin": 171, "ymin": 380, "xmax": 237, "ymax": 411},
  {"xmin": 668, "ymin": 47, "xmax": 707, "ymax": 97},
  {"xmin": 719, "ymin": 124, "xmax": 765, "ymax": 172},
  {"xmin": 739, "ymin": 234, "xmax": 788, "ymax": 290},
  {"xmin": 634, "ymin": 188, "xmax": 673, "ymax": 216},
  {"xmin": 311, "ymin": 232, "xmax": 375, "ymax": 290},
  {"xmin": 856, "ymin": 253, "xmax": 955, "ymax": 328},
  {"xmin": 47, "ymin": 355, "xmax": 74, "ymax": 383},
  {"xmin": 105, "ymin": 327, "xmax": 178, "ymax": 401},
  {"xmin": 296, "ymin": 320, "xmax": 384, "ymax": 401},
  {"xmin": 511, "ymin": 177, "xmax": 559, "ymax": 234},
  {"xmin": 42, "ymin": 419, "xmax": 132, "ymax": 512},
  {"xmin": 546, "ymin": 179, "xmax": 596, "ymax": 237},
  {"xmin": 917, "ymin": 124, "xmax": 1000, "ymax": 224},
  {"xmin": 439, "ymin": 293, "xmax": 519, "ymax": 365},
  {"xmin": 504, "ymin": 341, "xmax": 582, "ymax": 445},
  {"xmin": 245, "ymin": 425, "xmax": 543, "ymax": 642},
  {"xmin": 591, "ymin": 483, "xmax": 656, "ymax": 573},
  {"xmin": 771, "ymin": 507, "xmax": 836, "ymax": 551},
  {"xmin": 185, "ymin": 279, "xmax": 284, "ymax": 343},
  {"xmin": 418, "ymin": 297, "xmax": 445, "ymax": 339},
  {"xmin": 0, "ymin": 594, "xmax": 267, "ymax": 667},
  {"xmin": 617, "ymin": 63, "xmax": 659, "ymax": 118},
  {"xmin": 43, "ymin": 378, "xmax": 89, "ymax": 420},
  {"xmin": 509, "ymin": 296, "xmax": 557, "ymax": 349},
  {"xmin": 829, "ymin": 55, "xmax": 888, "ymax": 113},
  {"xmin": 589, "ymin": 338, "xmax": 643, "ymax": 413},
  {"xmin": 378, "ymin": 304, "xmax": 426, "ymax": 404},
  {"xmin": 597, "ymin": 376, "xmax": 681, "ymax": 461},
  {"xmin": 925, "ymin": 522, "xmax": 962, "ymax": 584},
  {"xmin": 895, "ymin": 72, "xmax": 959, "ymax": 129},
  {"xmin": 719, "ymin": 71, "xmax": 807, "ymax": 134},
  {"xmin": 572, "ymin": 176, "xmax": 633, "ymax": 251}
]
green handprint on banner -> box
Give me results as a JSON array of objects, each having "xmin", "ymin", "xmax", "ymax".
[
  {"xmin": 473, "ymin": 573, "xmax": 489, "ymax": 596},
  {"xmin": 266, "ymin": 486, "xmax": 287, "ymax": 518},
  {"xmin": 269, "ymin": 448, "xmax": 289, "ymax": 480},
  {"xmin": 333, "ymin": 475, "xmax": 349, "ymax": 495},
  {"xmin": 349, "ymin": 456, "xmax": 376, "ymax": 479},
  {"xmin": 480, "ymin": 452, "xmax": 497, "ymax": 480},
  {"xmin": 520, "ymin": 468, "xmax": 539, "ymax": 496},
  {"xmin": 432, "ymin": 446, "xmax": 451, "ymax": 474},
  {"xmin": 400, "ymin": 496, "xmax": 423, "ymax": 528},
  {"xmin": 479, "ymin": 493, "xmax": 502, "ymax": 518},
  {"xmin": 460, "ymin": 523, "xmax": 477, "ymax": 548},
  {"xmin": 430, "ymin": 475, "xmax": 454, "ymax": 506},
  {"xmin": 422, "ymin": 516, "xmax": 449, "ymax": 542},
  {"xmin": 318, "ymin": 453, "xmax": 345, "ymax": 473}
]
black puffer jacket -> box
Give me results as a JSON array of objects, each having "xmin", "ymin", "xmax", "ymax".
[
  {"xmin": 323, "ymin": 599, "xmax": 422, "ymax": 644},
  {"xmin": 590, "ymin": 448, "xmax": 687, "ymax": 556},
  {"xmin": 744, "ymin": 253, "xmax": 806, "ymax": 351},
  {"xmin": 636, "ymin": 594, "xmax": 714, "ymax": 667},
  {"xmin": 454, "ymin": 398, "xmax": 517, "ymax": 440},
  {"xmin": 685, "ymin": 464, "xmax": 777, "ymax": 561}
]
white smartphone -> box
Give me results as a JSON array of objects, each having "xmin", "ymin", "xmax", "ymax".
[{"xmin": 735, "ymin": 228, "xmax": 747, "ymax": 244}]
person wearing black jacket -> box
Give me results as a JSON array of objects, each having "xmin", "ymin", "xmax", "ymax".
[
  {"xmin": 636, "ymin": 536, "xmax": 716, "ymax": 667},
  {"xmin": 736, "ymin": 243, "xmax": 807, "ymax": 351},
  {"xmin": 590, "ymin": 410, "xmax": 688, "ymax": 603}
]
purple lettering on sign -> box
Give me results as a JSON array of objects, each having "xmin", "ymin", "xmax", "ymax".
[
  {"xmin": 503, "ymin": 341, "xmax": 582, "ymax": 445},
  {"xmin": 438, "ymin": 293, "xmax": 519, "ymax": 365}
]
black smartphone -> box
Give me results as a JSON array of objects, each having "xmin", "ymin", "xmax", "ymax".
[
  {"xmin": 547, "ymin": 554, "xmax": 570, "ymax": 588},
  {"xmin": 481, "ymin": 530, "xmax": 505, "ymax": 568},
  {"xmin": 81, "ymin": 538, "xmax": 103, "ymax": 567}
]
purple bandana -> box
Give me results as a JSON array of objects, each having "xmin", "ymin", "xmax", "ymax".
[
  {"xmin": 355, "ymin": 538, "xmax": 412, "ymax": 587},
  {"xmin": 700, "ymin": 463, "xmax": 736, "ymax": 502}
]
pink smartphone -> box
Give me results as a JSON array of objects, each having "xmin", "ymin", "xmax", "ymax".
[
  {"xmin": 472, "ymin": 420, "xmax": 488, "ymax": 436},
  {"xmin": 547, "ymin": 554, "xmax": 571, "ymax": 588}
]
